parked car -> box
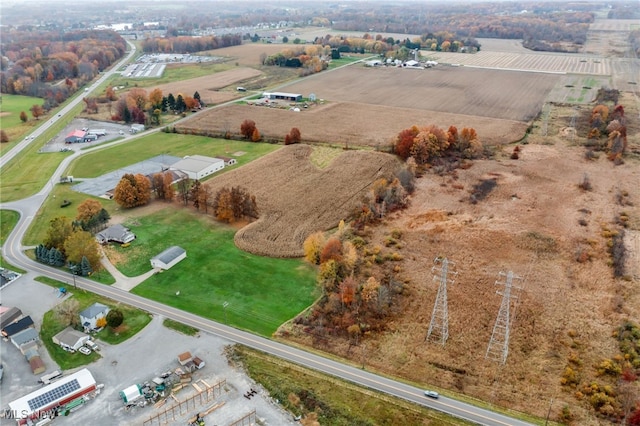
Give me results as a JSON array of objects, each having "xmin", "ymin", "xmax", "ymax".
[
  {"xmin": 85, "ymin": 340, "xmax": 99, "ymax": 351},
  {"xmin": 78, "ymin": 346, "xmax": 91, "ymax": 355},
  {"xmin": 424, "ymin": 390, "xmax": 439, "ymax": 399}
]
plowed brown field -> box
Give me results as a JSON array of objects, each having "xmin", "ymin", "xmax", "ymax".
[
  {"xmin": 152, "ymin": 67, "xmax": 263, "ymax": 104},
  {"xmin": 201, "ymin": 144, "xmax": 403, "ymax": 257}
]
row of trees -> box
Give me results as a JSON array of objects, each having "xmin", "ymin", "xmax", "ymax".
[
  {"xmin": 113, "ymin": 172, "xmax": 259, "ymax": 224},
  {"xmin": 587, "ymin": 103, "xmax": 627, "ymax": 163},
  {"xmin": 107, "ymin": 87, "xmax": 202, "ymax": 125},
  {"xmin": 394, "ymin": 124, "xmax": 483, "ymax": 165},
  {"xmin": 140, "ymin": 34, "xmax": 242, "ymax": 53}
]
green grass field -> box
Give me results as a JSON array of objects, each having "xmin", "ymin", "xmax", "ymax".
[
  {"xmin": 121, "ymin": 208, "xmax": 318, "ymax": 336},
  {"xmin": 0, "ymin": 94, "xmax": 45, "ymax": 152},
  {"xmin": 37, "ymin": 276, "xmax": 152, "ymax": 369},
  {"xmin": 68, "ymin": 134, "xmax": 281, "ymax": 177},
  {"xmin": 1, "ymin": 209, "xmax": 20, "ymax": 245},
  {"xmin": 0, "ymin": 102, "xmax": 83, "ymax": 202}
]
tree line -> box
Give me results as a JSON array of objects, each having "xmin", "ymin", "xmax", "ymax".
[
  {"xmin": 0, "ymin": 29, "xmax": 126, "ymax": 107},
  {"xmin": 113, "ymin": 172, "xmax": 258, "ymax": 224},
  {"xmin": 140, "ymin": 34, "xmax": 241, "ymax": 54}
]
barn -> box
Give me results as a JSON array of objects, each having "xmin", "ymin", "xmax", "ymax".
[
  {"xmin": 261, "ymin": 91, "xmax": 302, "ymax": 102},
  {"xmin": 150, "ymin": 246, "xmax": 186, "ymax": 270},
  {"xmin": 8, "ymin": 368, "xmax": 97, "ymax": 425},
  {"xmin": 170, "ymin": 155, "xmax": 224, "ymax": 180}
]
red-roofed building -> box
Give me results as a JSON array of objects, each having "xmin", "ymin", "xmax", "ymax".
[{"xmin": 65, "ymin": 130, "xmax": 86, "ymax": 143}]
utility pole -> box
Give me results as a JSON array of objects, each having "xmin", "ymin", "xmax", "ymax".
[
  {"xmin": 426, "ymin": 257, "xmax": 457, "ymax": 345},
  {"xmin": 485, "ymin": 271, "xmax": 523, "ymax": 364}
]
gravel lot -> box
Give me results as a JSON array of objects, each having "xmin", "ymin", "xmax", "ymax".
[{"xmin": 0, "ymin": 275, "xmax": 295, "ymax": 426}]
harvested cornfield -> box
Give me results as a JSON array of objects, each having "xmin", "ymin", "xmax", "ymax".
[
  {"xmin": 177, "ymin": 102, "xmax": 529, "ymax": 149},
  {"xmin": 202, "ymin": 144, "xmax": 403, "ymax": 257}
]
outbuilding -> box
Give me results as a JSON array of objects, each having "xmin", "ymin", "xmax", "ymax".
[
  {"xmin": 150, "ymin": 246, "xmax": 186, "ymax": 270},
  {"xmin": 261, "ymin": 91, "xmax": 302, "ymax": 102},
  {"xmin": 0, "ymin": 306, "xmax": 23, "ymax": 329},
  {"xmin": 11, "ymin": 328, "xmax": 39, "ymax": 349},
  {"xmin": 170, "ymin": 155, "xmax": 224, "ymax": 180},
  {"xmin": 2, "ymin": 315, "xmax": 34, "ymax": 337},
  {"xmin": 52, "ymin": 327, "xmax": 90, "ymax": 352},
  {"xmin": 8, "ymin": 368, "xmax": 97, "ymax": 425}
]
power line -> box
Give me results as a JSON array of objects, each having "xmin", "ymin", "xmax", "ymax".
[
  {"xmin": 485, "ymin": 270, "xmax": 523, "ymax": 364},
  {"xmin": 426, "ymin": 257, "xmax": 457, "ymax": 346}
]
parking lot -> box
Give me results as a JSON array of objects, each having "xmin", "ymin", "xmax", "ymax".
[
  {"xmin": 40, "ymin": 119, "xmax": 133, "ymax": 154},
  {"xmin": 0, "ymin": 277, "xmax": 295, "ymax": 425}
]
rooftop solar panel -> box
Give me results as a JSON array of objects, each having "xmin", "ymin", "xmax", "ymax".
[{"xmin": 28, "ymin": 379, "xmax": 80, "ymax": 410}]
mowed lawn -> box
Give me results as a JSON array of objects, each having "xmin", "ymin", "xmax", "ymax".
[
  {"xmin": 0, "ymin": 94, "xmax": 45, "ymax": 152},
  {"xmin": 117, "ymin": 208, "xmax": 318, "ymax": 336},
  {"xmin": 68, "ymin": 133, "xmax": 281, "ymax": 177}
]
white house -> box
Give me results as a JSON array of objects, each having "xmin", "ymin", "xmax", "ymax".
[
  {"xmin": 79, "ymin": 302, "xmax": 110, "ymax": 332},
  {"xmin": 150, "ymin": 246, "xmax": 186, "ymax": 270},
  {"xmin": 53, "ymin": 327, "xmax": 90, "ymax": 351},
  {"xmin": 170, "ymin": 155, "xmax": 224, "ymax": 180}
]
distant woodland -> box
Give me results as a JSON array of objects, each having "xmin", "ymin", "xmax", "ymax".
[
  {"xmin": 140, "ymin": 34, "xmax": 242, "ymax": 53},
  {"xmin": 0, "ymin": 30, "xmax": 125, "ymax": 106}
]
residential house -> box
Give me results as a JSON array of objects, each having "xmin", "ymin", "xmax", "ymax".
[
  {"xmin": 52, "ymin": 327, "xmax": 90, "ymax": 351},
  {"xmin": 96, "ymin": 224, "xmax": 136, "ymax": 245},
  {"xmin": 79, "ymin": 303, "xmax": 110, "ymax": 332}
]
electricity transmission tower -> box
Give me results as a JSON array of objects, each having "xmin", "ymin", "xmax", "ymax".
[
  {"xmin": 426, "ymin": 257, "xmax": 457, "ymax": 345},
  {"xmin": 485, "ymin": 271, "xmax": 523, "ymax": 364}
]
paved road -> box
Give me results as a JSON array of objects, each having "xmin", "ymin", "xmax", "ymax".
[
  {"xmin": 0, "ymin": 40, "xmax": 137, "ymax": 169},
  {"xmin": 0, "ymin": 50, "xmax": 535, "ymax": 426}
]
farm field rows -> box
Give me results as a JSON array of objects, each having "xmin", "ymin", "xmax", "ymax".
[
  {"xmin": 282, "ymin": 66, "xmax": 559, "ymax": 122},
  {"xmin": 178, "ymin": 102, "xmax": 529, "ymax": 149},
  {"xmin": 201, "ymin": 144, "xmax": 403, "ymax": 257},
  {"xmin": 429, "ymin": 51, "xmax": 611, "ymax": 75}
]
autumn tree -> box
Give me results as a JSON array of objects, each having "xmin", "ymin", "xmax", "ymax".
[
  {"xmin": 64, "ymin": 229, "xmax": 101, "ymax": 269},
  {"xmin": 19, "ymin": 111, "xmax": 28, "ymax": 123},
  {"xmin": 240, "ymin": 119, "xmax": 256, "ymax": 139},
  {"xmin": 106, "ymin": 309, "xmax": 124, "ymax": 328},
  {"xmin": 113, "ymin": 173, "xmax": 152, "ymax": 208},
  {"xmin": 394, "ymin": 126, "xmax": 419, "ymax": 159},
  {"xmin": 105, "ymin": 85, "xmax": 117, "ymax": 101},
  {"xmin": 30, "ymin": 104, "xmax": 44, "ymax": 120},
  {"xmin": 177, "ymin": 177, "xmax": 191, "ymax": 206},
  {"xmin": 320, "ymin": 237, "xmax": 343, "ymax": 264},
  {"xmin": 304, "ymin": 232, "xmax": 326, "ymax": 264},
  {"xmin": 54, "ymin": 299, "xmax": 80, "ymax": 327},
  {"xmin": 251, "ymin": 127, "xmax": 261, "ymax": 142},
  {"xmin": 0, "ymin": 130, "xmax": 8, "ymax": 143},
  {"xmin": 212, "ymin": 186, "xmax": 258, "ymax": 223},
  {"xmin": 189, "ymin": 180, "xmax": 203, "ymax": 210},
  {"xmin": 76, "ymin": 199, "xmax": 103, "ymax": 222},
  {"xmin": 163, "ymin": 172, "xmax": 175, "ymax": 201},
  {"xmin": 149, "ymin": 88, "xmax": 163, "ymax": 110},
  {"xmin": 285, "ymin": 127, "xmax": 301, "ymax": 145},
  {"xmin": 44, "ymin": 216, "xmax": 74, "ymax": 253}
]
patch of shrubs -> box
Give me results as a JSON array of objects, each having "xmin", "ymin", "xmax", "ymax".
[{"xmin": 469, "ymin": 178, "xmax": 497, "ymax": 204}]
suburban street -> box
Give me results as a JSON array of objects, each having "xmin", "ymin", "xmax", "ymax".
[{"xmin": 0, "ymin": 46, "xmax": 535, "ymax": 426}]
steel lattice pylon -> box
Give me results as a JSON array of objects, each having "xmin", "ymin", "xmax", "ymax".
[
  {"xmin": 485, "ymin": 271, "xmax": 523, "ymax": 364},
  {"xmin": 426, "ymin": 257, "xmax": 456, "ymax": 346}
]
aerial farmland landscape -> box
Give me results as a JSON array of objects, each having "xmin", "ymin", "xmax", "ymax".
[{"xmin": 0, "ymin": 1, "xmax": 639, "ymax": 425}]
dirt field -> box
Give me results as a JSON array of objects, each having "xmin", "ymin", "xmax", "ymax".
[
  {"xmin": 178, "ymin": 102, "xmax": 528, "ymax": 149},
  {"xmin": 203, "ymin": 44, "xmax": 291, "ymax": 67},
  {"xmin": 285, "ymin": 66, "xmax": 559, "ymax": 122},
  {"xmin": 277, "ymin": 138, "xmax": 639, "ymax": 424},
  {"xmin": 151, "ymin": 67, "xmax": 263, "ymax": 104},
  {"xmin": 201, "ymin": 144, "xmax": 403, "ymax": 257}
]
